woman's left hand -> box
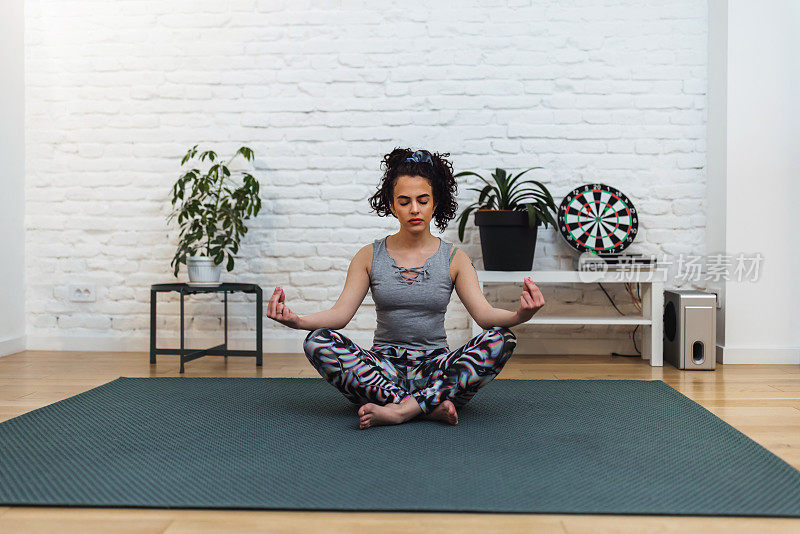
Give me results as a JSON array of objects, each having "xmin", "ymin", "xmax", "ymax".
[{"xmin": 516, "ymin": 276, "xmax": 545, "ymax": 323}]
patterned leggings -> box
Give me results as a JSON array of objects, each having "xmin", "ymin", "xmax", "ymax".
[{"xmin": 303, "ymin": 326, "xmax": 517, "ymax": 414}]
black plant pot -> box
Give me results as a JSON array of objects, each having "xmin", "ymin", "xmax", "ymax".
[{"xmin": 474, "ymin": 210, "xmax": 539, "ymax": 271}]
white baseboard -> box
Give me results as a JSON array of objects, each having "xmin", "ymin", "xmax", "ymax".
[
  {"xmin": 716, "ymin": 345, "xmax": 800, "ymax": 365},
  {"xmin": 25, "ymin": 333, "xmax": 634, "ymax": 356},
  {"xmin": 0, "ymin": 335, "xmax": 26, "ymax": 357},
  {"xmin": 25, "ymin": 334, "xmax": 299, "ymax": 353},
  {"xmin": 513, "ymin": 338, "xmax": 635, "ymax": 356},
  {"xmin": 23, "ymin": 334, "xmax": 800, "ymax": 363}
]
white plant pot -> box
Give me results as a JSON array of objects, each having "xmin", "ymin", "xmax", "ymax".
[{"xmin": 187, "ymin": 256, "xmax": 222, "ymax": 284}]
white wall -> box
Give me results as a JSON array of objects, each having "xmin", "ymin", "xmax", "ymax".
[
  {"xmin": 0, "ymin": 0, "xmax": 26, "ymax": 357},
  {"xmin": 707, "ymin": 0, "xmax": 800, "ymax": 364},
  {"xmin": 706, "ymin": 0, "xmax": 727, "ymax": 351},
  {"xmin": 23, "ymin": 0, "xmax": 709, "ymax": 355}
]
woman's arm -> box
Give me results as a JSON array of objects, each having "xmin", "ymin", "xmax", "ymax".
[
  {"xmin": 452, "ymin": 249, "xmax": 544, "ymax": 329},
  {"xmin": 295, "ymin": 308, "xmax": 349, "ymax": 331},
  {"xmin": 295, "ymin": 244, "xmax": 372, "ymax": 331}
]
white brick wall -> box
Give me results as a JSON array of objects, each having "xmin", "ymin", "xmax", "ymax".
[{"xmin": 24, "ymin": 0, "xmax": 708, "ymax": 355}]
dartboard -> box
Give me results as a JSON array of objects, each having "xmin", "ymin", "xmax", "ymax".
[{"xmin": 557, "ymin": 183, "xmax": 638, "ymax": 253}]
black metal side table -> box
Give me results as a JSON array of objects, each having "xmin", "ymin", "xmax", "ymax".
[{"xmin": 150, "ymin": 282, "xmax": 263, "ymax": 373}]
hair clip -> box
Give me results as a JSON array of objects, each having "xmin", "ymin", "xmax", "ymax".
[{"xmin": 405, "ymin": 150, "xmax": 433, "ymax": 166}]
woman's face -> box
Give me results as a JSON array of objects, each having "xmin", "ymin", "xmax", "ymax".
[{"xmin": 390, "ymin": 175, "xmax": 436, "ymax": 233}]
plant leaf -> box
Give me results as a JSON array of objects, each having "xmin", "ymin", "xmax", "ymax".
[
  {"xmin": 506, "ymin": 167, "xmax": 543, "ymax": 194},
  {"xmin": 457, "ymin": 204, "xmax": 479, "ymax": 242}
]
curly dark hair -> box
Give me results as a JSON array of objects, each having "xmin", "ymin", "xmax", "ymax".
[{"xmin": 367, "ymin": 148, "xmax": 458, "ymax": 233}]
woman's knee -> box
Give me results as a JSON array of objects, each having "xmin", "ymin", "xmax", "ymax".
[
  {"xmin": 304, "ymin": 327, "xmax": 331, "ymax": 342},
  {"xmin": 486, "ymin": 326, "xmax": 516, "ymax": 341},
  {"xmin": 303, "ymin": 328, "xmax": 354, "ymax": 360},
  {"xmin": 303, "ymin": 328, "xmax": 333, "ymax": 356},
  {"xmin": 485, "ymin": 326, "xmax": 517, "ymax": 363}
]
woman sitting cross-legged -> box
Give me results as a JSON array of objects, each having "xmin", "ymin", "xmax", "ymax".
[{"xmin": 266, "ymin": 148, "xmax": 545, "ymax": 429}]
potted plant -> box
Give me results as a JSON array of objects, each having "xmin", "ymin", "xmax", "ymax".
[
  {"xmin": 167, "ymin": 145, "xmax": 262, "ymax": 284},
  {"xmin": 453, "ymin": 167, "xmax": 557, "ymax": 271}
]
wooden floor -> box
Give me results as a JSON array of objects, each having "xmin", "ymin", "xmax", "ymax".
[{"xmin": 0, "ymin": 350, "xmax": 798, "ymax": 533}]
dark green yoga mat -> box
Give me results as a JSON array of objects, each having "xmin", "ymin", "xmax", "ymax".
[{"xmin": 1, "ymin": 377, "xmax": 799, "ymax": 516}]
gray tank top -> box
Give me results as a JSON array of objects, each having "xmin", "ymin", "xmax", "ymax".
[{"xmin": 369, "ymin": 236, "xmax": 456, "ymax": 350}]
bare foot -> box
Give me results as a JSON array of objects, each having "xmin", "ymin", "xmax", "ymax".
[
  {"xmin": 358, "ymin": 399, "xmax": 421, "ymax": 429},
  {"xmin": 423, "ymin": 399, "xmax": 459, "ymax": 425}
]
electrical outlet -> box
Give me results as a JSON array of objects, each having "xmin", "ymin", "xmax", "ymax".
[{"xmin": 69, "ymin": 284, "xmax": 96, "ymax": 302}]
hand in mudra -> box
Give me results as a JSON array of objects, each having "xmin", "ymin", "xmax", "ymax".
[
  {"xmin": 267, "ymin": 286, "xmax": 300, "ymax": 329},
  {"xmin": 516, "ymin": 276, "xmax": 545, "ymax": 323}
]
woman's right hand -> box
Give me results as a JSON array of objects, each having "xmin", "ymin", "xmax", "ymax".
[{"xmin": 267, "ymin": 286, "xmax": 301, "ymax": 329}]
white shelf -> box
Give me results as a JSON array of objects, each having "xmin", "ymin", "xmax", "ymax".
[
  {"xmin": 525, "ymin": 315, "xmax": 652, "ymax": 325},
  {"xmin": 477, "ymin": 269, "xmax": 668, "ymax": 284},
  {"xmin": 473, "ymin": 269, "xmax": 664, "ymax": 366}
]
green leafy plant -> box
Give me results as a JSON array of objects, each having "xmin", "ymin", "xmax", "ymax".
[
  {"xmin": 453, "ymin": 167, "xmax": 558, "ymax": 242},
  {"xmin": 168, "ymin": 145, "xmax": 262, "ymax": 277}
]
